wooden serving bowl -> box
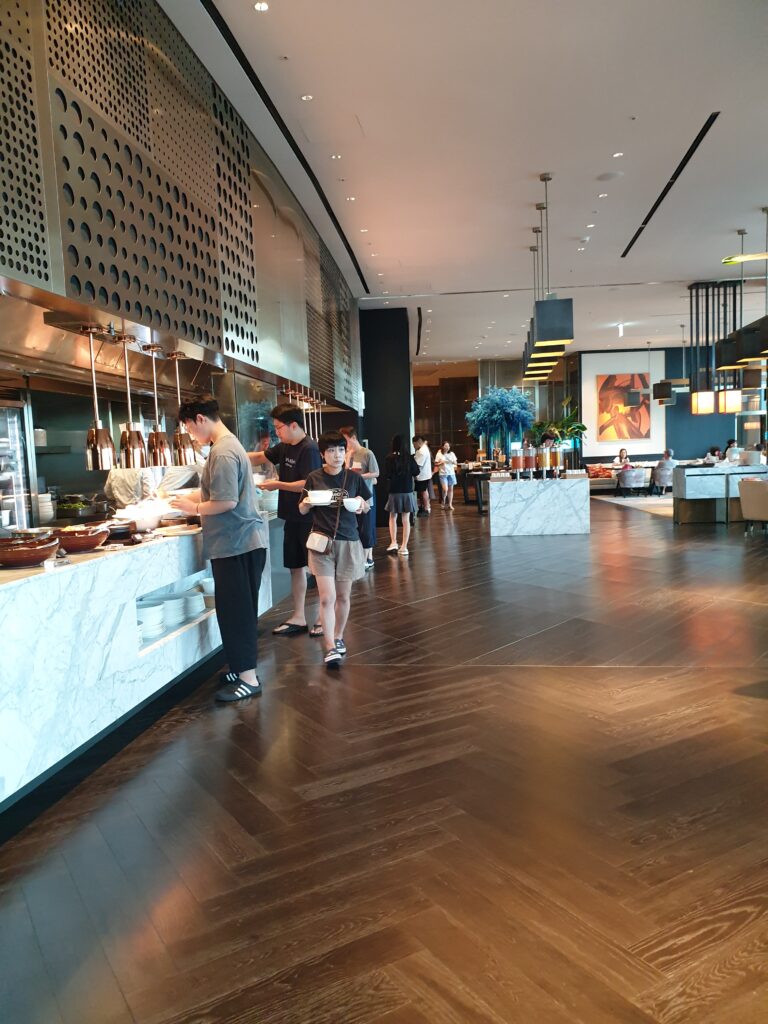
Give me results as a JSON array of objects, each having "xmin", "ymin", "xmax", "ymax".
[
  {"xmin": 55, "ymin": 525, "xmax": 110, "ymax": 553},
  {"xmin": 0, "ymin": 537, "xmax": 60, "ymax": 567}
]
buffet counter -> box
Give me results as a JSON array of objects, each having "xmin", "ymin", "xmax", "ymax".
[
  {"xmin": 0, "ymin": 532, "xmax": 271, "ymax": 808},
  {"xmin": 673, "ymin": 464, "xmax": 768, "ymax": 524},
  {"xmin": 489, "ymin": 477, "xmax": 590, "ymax": 536}
]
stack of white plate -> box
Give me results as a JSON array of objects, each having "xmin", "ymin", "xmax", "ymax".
[
  {"xmin": 137, "ymin": 600, "xmax": 164, "ymax": 640},
  {"xmin": 38, "ymin": 493, "xmax": 54, "ymax": 524},
  {"xmin": 184, "ymin": 591, "xmax": 206, "ymax": 617},
  {"xmin": 163, "ymin": 595, "xmax": 188, "ymax": 630}
]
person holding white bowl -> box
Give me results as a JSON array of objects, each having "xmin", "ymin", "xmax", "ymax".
[{"xmin": 299, "ymin": 431, "xmax": 371, "ymax": 669}]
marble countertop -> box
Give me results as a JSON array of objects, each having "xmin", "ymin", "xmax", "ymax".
[
  {"xmin": 489, "ymin": 477, "xmax": 590, "ymax": 536},
  {"xmin": 675, "ymin": 464, "xmax": 767, "ymax": 475},
  {"xmin": 0, "ymin": 533, "xmax": 194, "ymax": 591}
]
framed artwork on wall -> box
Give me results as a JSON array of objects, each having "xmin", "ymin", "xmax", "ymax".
[{"xmin": 596, "ymin": 373, "xmax": 651, "ymax": 442}]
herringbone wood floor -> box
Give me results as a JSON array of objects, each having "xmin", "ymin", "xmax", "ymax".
[{"xmin": 2, "ymin": 500, "xmax": 768, "ymax": 1023}]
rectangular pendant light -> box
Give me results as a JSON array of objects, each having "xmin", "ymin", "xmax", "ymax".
[
  {"xmin": 691, "ymin": 391, "xmax": 715, "ymax": 415},
  {"xmin": 533, "ymin": 297, "xmax": 574, "ymax": 346},
  {"xmin": 653, "ymin": 381, "xmax": 673, "ymax": 401},
  {"xmin": 530, "ymin": 349, "xmax": 565, "ymax": 360},
  {"xmin": 715, "ymin": 337, "xmax": 741, "ymax": 371},
  {"xmin": 717, "ymin": 389, "xmax": 742, "ymax": 413}
]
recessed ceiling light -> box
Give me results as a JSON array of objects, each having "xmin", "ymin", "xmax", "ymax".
[
  {"xmin": 254, "ymin": 2, "xmax": 269, "ymax": 10},
  {"xmin": 598, "ymin": 193, "xmax": 608, "ymax": 198},
  {"xmin": 490, "ymin": 321, "xmax": 496, "ymax": 325},
  {"xmin": 426, "ymin": 309, "xmax": 432, "ymax": 313},
  {"xmin": 331, "ymin": 154, "xmax": 341, "ymax": 160},
  {"xmin": 345, "ymin": 196, "xmax": 356, "ymax": 202},
  {"xmin": 577, "ymin": 247, "xmax": 585, "ymax": 251},
  {"xmin": 383, "ymin": 291, "xmax": 389, "ymax": 294},
  {"xmin": 613, "ymin": 152, "xmax": 624, "ymax": 158},
  {"xmin": 301, "ymin": 94, "xmax": 313, "ymax": 102},
  {"xmin": 383, "ymin": 301, "xmax": 389, "ymax": 305},
  {"xmin": 377, "ymin": 272, "xmax": 384, "ymax": 276},
  {"xmin": 503, "ymin": 294, "xmax": 510, "ymax": 298},
  {"xmin": 587, "ymin": 223, "xmax": 595, "ymax": 228},
  {"xmin": 360, "ymin": 228, "xmax": 368, "ymax": 233}
]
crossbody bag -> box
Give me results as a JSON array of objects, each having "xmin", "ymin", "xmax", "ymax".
[{"xmin": 306, "ymin": 470, "xmax": 348, "ymax": 554}]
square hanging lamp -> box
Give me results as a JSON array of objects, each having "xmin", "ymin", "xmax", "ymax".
[
  {"xmin": 691, "ymin": 391, "xmax": 716, "ymax": 415},
  {"xmin": 717, "ymin": 389, "xmax": 742, "ymax": 413},
  {"xmin": 715, "ymin": 336, "xmax": 741, "ymax": 371},
  {"xmin": 533, "ymin": 297, "xmax": 573, "ymax": 346}
]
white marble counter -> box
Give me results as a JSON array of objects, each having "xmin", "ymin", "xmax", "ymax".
[
  {"xmin": 0, "ymin": 533, "xmax": 271, "ymax": 808},
  {"xmin": 489, "ymin": 478, "xmax": 590, "ymax": 536},
  {"xmin": 673, "ymin": 464, "xmax": 768, "ymax": 499}
]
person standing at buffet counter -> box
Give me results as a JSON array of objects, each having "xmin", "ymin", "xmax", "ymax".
[
  {"xmin": 104, "ymin": 467, "xmax": 157, "ymax": 508},
  {"xmin": 170, "ymin": 399, "xmax": 268, "ymax": 703},
  {"xmin": 248, "ymin": 404, "xmax": 323, "ymax": 638}
]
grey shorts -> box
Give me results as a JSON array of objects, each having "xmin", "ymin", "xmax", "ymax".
[{"xmin": 308, "ymin": 538, "xmax": 365, "ymax": 581}]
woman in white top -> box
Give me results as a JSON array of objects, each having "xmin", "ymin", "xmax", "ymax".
[
  {"xmin": 612, "ymin": 448, "xmax": 631, "ymax": 467},
  {"xmin": 435, "ymin": 442, "xmax": 458, "ymax": 510}
]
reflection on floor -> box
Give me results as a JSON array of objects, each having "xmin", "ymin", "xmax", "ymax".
[
  {"xmin": 2, "ymin": 501, "xmax": 768, "ymax": 1023},
  {"xmin": 593, "ymin": 494, "xmax": 674, "ymax": 517}
]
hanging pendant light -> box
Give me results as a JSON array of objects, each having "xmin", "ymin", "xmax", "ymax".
[
  {"xmin": 143, "ymin": 344, "xmax": 173, "ymax": 467},
  {"xmin": 84, "ymin": 325, "xmax": 117, "ymax": 471},
  {"xmin": 118, "ymin": 335, "xmax": 147, "ymax": 468},
  {"xmin": 167, "ymin": 353, "xmax": 196, "ymax": 466}
]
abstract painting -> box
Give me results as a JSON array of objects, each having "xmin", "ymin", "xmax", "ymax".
[{"xmin": 596, "ymin": 373, "xmax": 651, "ymax": 442}]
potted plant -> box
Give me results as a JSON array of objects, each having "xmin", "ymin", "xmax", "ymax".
[{"xmin": 465, "ymin": 387, "xmax": 535, "ymax": 461}]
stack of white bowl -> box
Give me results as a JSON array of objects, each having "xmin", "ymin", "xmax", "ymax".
[
  {"xmin": 185, "ymin": 590, "xmax": 206, "ymax": 618},
  {"xmin": 38, "ymin": 493, "xmax": 54, "ymax": 524},
  {"xmin": 137, "ymin": 600, "xmax": 164, "ymax": 641},
  {"xmin": 163, "ymin": 595, "xmax": 187, "ymax": 630}
]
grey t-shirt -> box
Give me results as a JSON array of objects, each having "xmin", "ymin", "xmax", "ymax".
[
  {"xmin": 347, "ymin": 445, "xmax": 379, "ymax": 478},
  {"xmin": 200, "ymin": 433, "xmax": 267, "ymax": 560}
]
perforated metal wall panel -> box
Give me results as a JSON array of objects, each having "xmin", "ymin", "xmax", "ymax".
[
  {"xmin": 45, "ymin": 0, "xmax": 151, "ymax": 150},
  {"xmin": 0, "ymin": 0, "xmax": 52, "ymax": 288},
  {"xmin": 51, "ymin": 81, "xmax": 223, "ymax": 349},
  {"xmin": 0, "ymin": 0, "xmax": 361, "ymax": 407}
]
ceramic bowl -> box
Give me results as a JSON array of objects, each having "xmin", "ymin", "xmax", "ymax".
[
  {"xmin": 343, "ymin": 496, "xmax": 362, "ymax": 512},
  {"xmin": 306, "ymin": 490, "xmax": 333, "ymax": 505},
  {"xmin": 0, "ymin": 537, "xmax": 59, "ymax": 567},
  {"xmin": 55, "ymin": 525, "xmax": 110, "ymax": 553}
]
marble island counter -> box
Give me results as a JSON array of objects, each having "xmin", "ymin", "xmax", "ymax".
[
  {"xmin": 489, "ymin": 477, "xmax": 590, "ymax": 536},
  {"xmin": 673, "ymin": 464, "xmax": 768, "ymax": 524},
  {"xmin": 0, "ymin": 531, "xmax": 271, "ymax": 809}
]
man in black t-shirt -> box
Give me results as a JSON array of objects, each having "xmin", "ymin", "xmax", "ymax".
[{"xmin": 249, "ymin": 404, "xmax": 322, "ymax": 637}]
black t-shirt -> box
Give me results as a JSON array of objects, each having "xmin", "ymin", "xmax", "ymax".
[
  {"xmin": 265, "ymin": 435, "xmax": 322, "ymax": 521},
  {"xmin": 303, "ymin": 468, "xmax": 372, "ymax": 541},
  {"xmin": 385, "ymin": 453, "xmax": 419, "ymax": 494}
]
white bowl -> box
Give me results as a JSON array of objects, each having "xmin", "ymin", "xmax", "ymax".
[
  {"xmin": 343, "ymin": 496, "xmax": 362, "ymax": 512},
  {"xmin": 198, "ymin": 577, "xmax": 215, "ymax": 595},
  {"xmin": 306, "ymin": 490, "xmax": 333, "ymax": 505}
]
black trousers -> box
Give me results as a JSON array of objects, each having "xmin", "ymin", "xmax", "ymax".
[{"xmin": 210, "ymin": 547, "xmax": 267, "ymax": 674}]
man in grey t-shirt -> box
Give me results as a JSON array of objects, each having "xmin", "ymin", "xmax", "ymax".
[{"xmin": 171, "ymin": 398, "xmax": 267, "ymax": 703}]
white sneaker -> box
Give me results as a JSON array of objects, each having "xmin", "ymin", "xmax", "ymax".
[
  {"xmin": 398, "ymin": 547, "xmax": 409, "ymax": 557},
  {"xmin": 387, "ymin": 542, "xmax": 398, "ymax": 553}
]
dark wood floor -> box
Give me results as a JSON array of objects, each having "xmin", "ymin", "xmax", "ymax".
[{"xmin": 3, "ymin": 500, "xmax": 768, "ymax": 1023}]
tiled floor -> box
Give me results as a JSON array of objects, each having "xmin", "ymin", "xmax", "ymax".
[{"xmin": 2, "ymin": 500, "xmax": 768, "ymax": 1023}]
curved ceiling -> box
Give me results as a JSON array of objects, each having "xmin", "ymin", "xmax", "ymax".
[{"xmin": 162, "ymin": 0, "xmax": 768, "ymax": 360}]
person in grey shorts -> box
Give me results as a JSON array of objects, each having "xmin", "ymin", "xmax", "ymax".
[{"xmin": 299, "ymin": 431, "xmax": 371, "ymax": 669}]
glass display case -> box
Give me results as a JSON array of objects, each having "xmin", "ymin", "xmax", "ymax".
[{"xmin": 0, "ymin": 401, "xmax": 31, "ymax": 530}]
